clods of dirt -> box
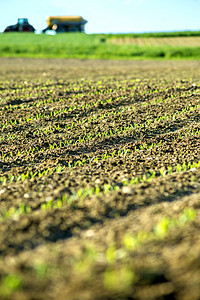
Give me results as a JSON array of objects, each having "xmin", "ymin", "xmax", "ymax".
[{"xmin": 0, "ymin": 58, "xmax": 200, "ymax": 299}]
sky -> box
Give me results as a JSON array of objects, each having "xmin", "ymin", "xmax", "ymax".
[{"xmin": 0, "ymin": 0, "xmax": 199, "ymax": 34}]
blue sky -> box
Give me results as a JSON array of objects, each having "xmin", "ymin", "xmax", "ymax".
[{"xmin": 0, "ymin": 0, "xmax": 199, "ymax": 34}]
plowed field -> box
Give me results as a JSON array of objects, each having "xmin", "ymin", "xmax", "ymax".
[{"xmin": 0, "ymin": 58, "xmax": 200, "ymax": 300}]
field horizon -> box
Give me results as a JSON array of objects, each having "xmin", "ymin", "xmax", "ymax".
[{"xmin": 0, "ymin": 30, "xmax": 200, "ymax": 60}]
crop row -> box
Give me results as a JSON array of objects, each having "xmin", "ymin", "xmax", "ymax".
[
  {"xmin": 0, "ymin": 206, "xmax": 196, "ymax": 297},
  {"xmin": 1, "ymin": 124, "xmax": 200, "ymax": 164},
  {"xmin": 1, "ymin": 106, "xmax": 199, "ymax": 167},
  {"xmin": 0, "ymin": 159, "xmax": 199, "ymax": 221},
  {"xmin": 1, "ymin": 80, "xmax": 199, "ymax": 122}
]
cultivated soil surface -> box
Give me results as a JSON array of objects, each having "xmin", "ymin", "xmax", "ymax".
[{"xmin": 0, "ymin": 58, "xmax": 200, "ymax": 300}]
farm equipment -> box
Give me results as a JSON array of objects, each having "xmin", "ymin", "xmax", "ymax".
[
  {"xmin": 4, "ymin": 18, "xmax": 35, "ymax": 32},
  {"xmin": 43, "ymin": 16, "xmax": 87, "ymax": 33}
]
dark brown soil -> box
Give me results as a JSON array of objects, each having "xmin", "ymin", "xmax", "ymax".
[{"xmin": 0, "ymin": 58, "xmax": 200, "ymax": 300}]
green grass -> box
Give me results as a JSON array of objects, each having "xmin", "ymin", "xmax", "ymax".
[
  {"xmin": 0, "ymin": 32, "xmax": 200, "ymax": 59},
  {"xmin": 103, "ymin": 30, "xmax": 200, "ymax": 38}
]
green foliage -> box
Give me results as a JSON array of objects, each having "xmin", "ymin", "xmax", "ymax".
[
  {"xmin": 0, "ymin": 274, "xmax": 23, "ymax": 297},
  {"xmin": 154, "ymin": 208, "xmax": 196, "ymax": 239},
  {"xmin": 103, "ymin": 30, "xmax": 200, "ymax": 39},
  {"xmin": 179, "ymin": 208, "xmax": 196, "ymax": 226},
  {"xmin": 0, "ymin": 33, "xmax": 200, "ymax": 59},
  {"xmin": 106, "ymin": 245, "xmax": 117, "ymax": 264},
  {"xmin": 123, "ymin": 208, "xmax": 197, "ymax": 250},
  {"xmin": 123, "ymin": 234, "xmax": 140, "ymax": 251},
  {"xmin": 33, "ymin": 263, "xmax": 49, "ymax": 278},
  {"xmin": 103, "ymin": 266, "xmax": 134, "ymax": 292},
  {"xmin": 154, "ymin": 217, "xmax": 175, "ymax": 238},
  {"xmin": 74, "ymin": 245, "xmax": 98, "ymax": 274}
]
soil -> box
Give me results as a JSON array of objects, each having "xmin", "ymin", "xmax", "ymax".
[{"xmin": 0, "ymin": 58, "xmax": 200, "ymax": 300}]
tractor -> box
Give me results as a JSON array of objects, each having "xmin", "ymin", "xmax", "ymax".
[
  {"xmin": 4, "ymin": 18, "xmax": 35, "ymax": 33},
  {"xmin": 43, "ymin": 16, "xmax": 87, "ymax": 33}
]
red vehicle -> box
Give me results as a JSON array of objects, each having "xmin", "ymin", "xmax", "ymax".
[{"xmin": 4, "ymin": 18, "xmax": 35, "ymax": 32}]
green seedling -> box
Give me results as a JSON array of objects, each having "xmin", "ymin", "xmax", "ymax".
[
  {"xmin": 178, "ymin": 208, "xmax": 196, "ymax": 226},
  {"xmin": 33, "ymin": 263, "xmax": 49, "ymax": 278},
  {"xmin": 0, "ymin": 274, "xmax": 23, "ymax": 297},
  {"xmin": 154, "ymin": 217, "xmax": 174, "ymax": 238},
  {"xmin": 104, "ymin": 266, "xmax": 134, "ymax": 292},
  {"xmin": 106, "ymin": 245, "xmax": 117, "ymax": 264}
]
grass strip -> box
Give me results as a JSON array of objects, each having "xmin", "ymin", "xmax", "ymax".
[{"xmin": 0, "ymin": 33, "xmax": 200, "ymax": 59}]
